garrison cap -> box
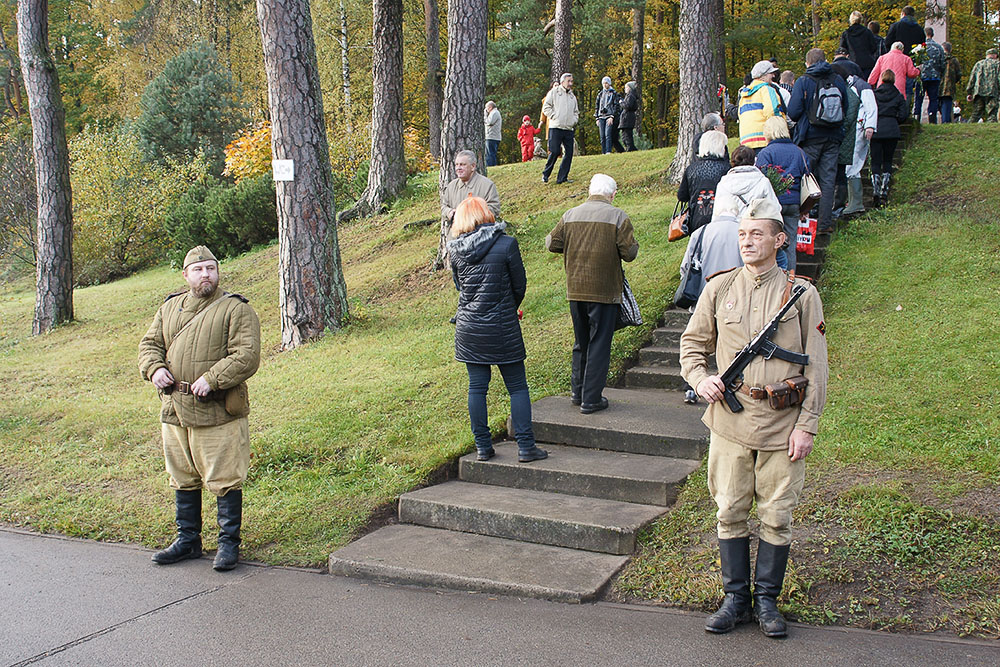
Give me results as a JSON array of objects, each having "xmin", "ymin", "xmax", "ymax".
[
  {"xmin": 988, "ymin": 48, "xmax": 998, "ymax": 56},
  {"xmin": 742, "ymin": 197, "xmax": 783, "ymax": 224},
  {"xmin": 183, "ymin": 245, "xmax": 218, "ymax": 269}
]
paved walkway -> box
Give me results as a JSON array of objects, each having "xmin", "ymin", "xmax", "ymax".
[{"xmin": 3, "ymin": 529, "xmax": 996, "ymax": 666}]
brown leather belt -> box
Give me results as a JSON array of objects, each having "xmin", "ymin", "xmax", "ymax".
[
  {"xmin": 165, "ymin": 381, "xmax": 224, "ymax": 402},
  {"xmin": 736, "ymin": 384, "xmax": 767, "ymax": 400},
  {"xmin": 172, "ymin": 381, "xmax": 194, "ymax": 394}
]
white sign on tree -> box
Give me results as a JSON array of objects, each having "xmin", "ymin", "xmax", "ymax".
[{"xmin": 272, "ymin": 159, "xmax": 295, "ymax": 181}]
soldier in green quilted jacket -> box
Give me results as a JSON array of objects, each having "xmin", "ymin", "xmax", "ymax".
[
  {"xmin": 139, "ymin": 246, "xmax": 261, "ymax": 571},
  {"xmin": 966, "ymin": 48, "xmax": 1000, "ymax": 122}
]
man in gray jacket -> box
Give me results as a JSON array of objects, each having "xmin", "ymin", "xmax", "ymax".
[{"xmin": 542, "ymin": 73, "xmax": 580, "ymax": 184}]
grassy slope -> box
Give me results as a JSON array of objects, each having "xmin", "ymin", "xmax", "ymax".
[
  {"xmin": 616, "ymin": 125, "xmax": 1000, "ymax": 639},
  {"xmin": 0, "ymin": 148, "xmax": 687, "ymax": 566}
]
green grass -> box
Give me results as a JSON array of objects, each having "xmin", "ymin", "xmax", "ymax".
[
  {"xmin": 615, "ymin": 125, "xmax": 1000, "ymax": 639},
  {"xmin": 0, "ymin": 148, "xmax": 687, "ymax": 566}
]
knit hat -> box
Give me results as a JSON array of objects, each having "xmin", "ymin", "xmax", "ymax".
[
  {"xmin": 523, "ymin": 115, "xmax": 531, "ymax": 122},
  {"xmin": 602, "ymin": 76, "xmax": 612, "ymax": 86},
  {"xmin": 742, "ymin": 198, "xmax": 783, "ymax": 224},
  {"xmin": 183, "ymin": 245, "xmax": 218, "ymax": 269},
  {"xmin": 750, "ymin": 60, "xmax": 779, "ymax": 79}
]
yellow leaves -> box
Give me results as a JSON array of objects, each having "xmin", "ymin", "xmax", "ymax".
[
  {"xmin": 403, "ymin": 128, "xmax": 437, "ymax": 176},
  {"xmin": 223, "ymin": 122, "xmax": 273, "ymax": 184}
]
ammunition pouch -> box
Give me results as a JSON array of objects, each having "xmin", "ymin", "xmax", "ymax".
[{"xmin": 765, "ymin": 376, "xmax": 808, "ymax": 410}]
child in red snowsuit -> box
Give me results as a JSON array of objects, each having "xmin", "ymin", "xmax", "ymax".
[{"xmin": 517, "ymin": 115, "xmax": 541, "ymax": 162}]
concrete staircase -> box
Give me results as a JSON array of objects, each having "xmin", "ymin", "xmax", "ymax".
[{"xmin": 329, "ymin": 311, "xmax": 708, "ymax": 603}]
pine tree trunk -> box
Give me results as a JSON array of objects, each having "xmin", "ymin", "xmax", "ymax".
[
  {"xmin": 811, "ymin": 0, "xmax": 821, "ymax": 37},
  {"xmin": 423, "ymin": 0, "xmax": 443, "ymax": 158},
  {"xmin": 668, "ymin": 0, "xmax": 724, "ymax": 182},
  {"xmin": 631, "ymin": 2, "xmax": 645, "ymax": 133},
  {"xmin": 17, "ymin": 0, "xmax": 73, "ymax": 335},
  {"xmin": 339, "ymin": 0, "xmax": 406, "ymax": 222},
  {"xmin": 654, "ymin": 7, "xmax": 667, "ymax": 148},
  {"xmin": 339, "ymin": 0, "xmax": 354, "ymax": 158},
  {"xmin": 255, "ymin": 0, "xmax": 349, "ymax": 349},
  {"xmin": 550, "ymin": 0, "xmax": 572, "ymax": 84},
  {"xmin": 434, "ymin": 0, "xmax": 487, "ymax": 271}
]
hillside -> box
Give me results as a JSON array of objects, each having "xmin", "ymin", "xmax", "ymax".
[{"xmin": 0, "ymin": 148, "xmax": 686, "ymax": 565}]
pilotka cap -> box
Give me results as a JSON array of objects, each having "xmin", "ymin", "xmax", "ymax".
[
  {"xmin": 183, "ymin": 245, "xmax": 218, "ymax": 269},
  {"xmin": 743, "ymin": 197, "xmax": 784, "ymax": 224}
]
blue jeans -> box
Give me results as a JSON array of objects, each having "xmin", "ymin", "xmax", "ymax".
[
  {"xmin": 485, "ymin": 139, "xmax": 500, "ymax": 167},
  {"xmin": 940, "ymin": 96, "xmax": 954, "ymax": 123},
  {"xmin": 542, "ymin": 128, "xmax": 574, "ymax": 182},
  {"xmin": 466, "ymin": 362, "xmax": 535, "ymax": 452},
  {"xmin": 598, "ymin": 117, "xmax": 612, "ymax": 154},
  {"xmin": 915, "ymin": 79, "xmax": 940, "ymax": 122}
]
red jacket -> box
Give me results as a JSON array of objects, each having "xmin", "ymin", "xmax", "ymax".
[
  {"xmin": 517, "ymin": 123, "xmax": 541, "ymax": 147},
  {"xmin": 868, "ymin": 50, "xmax": 919, "ymax": 96}
]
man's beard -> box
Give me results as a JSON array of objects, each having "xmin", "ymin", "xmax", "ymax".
[{"xmin": 192, "ymin": 280, "xmax": 218, "ymax": 298}]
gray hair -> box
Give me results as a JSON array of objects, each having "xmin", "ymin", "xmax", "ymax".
[
  {"xmin": 589, "ymin": 173, "xmax": 617, "ymax": 198},
  {"xmin": 698, "ymin": 130, "xmax": 727, "ymax": 158},
  {"xmin": 625, "ymin": 80, "xmax": 637, "ymax": 93},
  {"xmin": 560, "ymin": 72, "xmax": 573, "ymax": 83},
  {"xmin": 455, "ymin": 149, "xmax": 477, "ymax": 166},
  {"xmin": 891, "ymin": 41, "xmax": 904, "ymax": 51},
  {"xmin": 485, "ymin": 100, "xmax": 496, "ymax": 110},
  {"xmin": 701, "ymin": 112, "xmax": 723, "ymax": 132}
]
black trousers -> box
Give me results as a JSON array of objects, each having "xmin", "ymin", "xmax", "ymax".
[
  {"xmin": 569, "ymin": 301, "xmax": 618, "ymax": 405},
  {"xmin": 621, "ymin": 127, "xmax": 636, "ymax": 151},
  {"xmin": 543, "ymin": 128, "xmax": 575, "ymax": 183},
  {"xmin": 869, "ymin": 138, "xmax": 898, "ymax": 175}
]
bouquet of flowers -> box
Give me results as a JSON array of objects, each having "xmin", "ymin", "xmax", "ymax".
[
  {"xmin": 910, "ymin": 43, "xmax": 929, "ymax": 67},
  {"xmin": 763, "ymin": 165, "xmax": 794, "ymax": 197}
]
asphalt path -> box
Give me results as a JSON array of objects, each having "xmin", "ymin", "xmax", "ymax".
[{"xmin": 2, "ymin": 529, "xmax": 997, "ymax": 666}]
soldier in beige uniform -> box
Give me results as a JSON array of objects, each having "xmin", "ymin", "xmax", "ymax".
[
  {"xmin": 139, "ymin": 246, "xmax": 261, "ymax": 571},
  {"xmin": 441, "ymin": 149, "xmax": 501, "ymax": 229},
  {"xmin": 680, "ymin": 198, "xmax": 828, "ymax": 638}
]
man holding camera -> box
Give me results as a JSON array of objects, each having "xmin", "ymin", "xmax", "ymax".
[
  {"xmin": 139, "ymin": 246, "xmax": 261, "ymax": 571},
  {"xmin": 680, "ymin": 199, "xmax": 828, "ymax": 639}
]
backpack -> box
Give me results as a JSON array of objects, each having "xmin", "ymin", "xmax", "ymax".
[{"xmin": 806, "ymin": 74, "xmax": 844, "ymax": 127}]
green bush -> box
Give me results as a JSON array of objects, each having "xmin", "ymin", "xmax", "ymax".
[
  {"xmin": 136, "ymin": 41, "xmax": 247, "ymax": 174},
  {"xmin": 164, "ymin": 172, "xmax": 278, "ymax": 266},
  {"xmin": 71, "ymin": 124, "xmax": 208, "ymax": 286}
]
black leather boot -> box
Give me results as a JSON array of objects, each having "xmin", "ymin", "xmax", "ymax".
[
  {"xmin": 754, "ymin": 539, "xmax": 791, "ymax": 638},
  {"xmin": 152, "ymin": 489, "xmax": 203, "ymax": 564},
  {"xmin": 705, "ymin": 537, "xmax": 752, "ymax": 633},
  {"xmin": 213, "ymin": 489, "xmax": 242, "ymax": 571}
]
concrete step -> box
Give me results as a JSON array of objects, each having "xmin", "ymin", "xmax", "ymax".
[
  {"xmin": 661, "ymin": 309, "xmax": 691, "ymax": 327},
  {"xmin": 651, "ymin": 324, "xmax": 686, "ymax": 347},
  {"xmin": 460, "ymin": 442, "xmax": 701, "ymax": 505},
  {"xmin": 529, "ymin": 387, "xmax": 708, "ymax": 459},
  {"xmin": 638, "ymin": 345, "xmax": 679, "ymax": 366},
  {"xmin": 328, "ymin": 524, "xmax": 629, "ymax": 603},
  {"xmin": 398, "ymin": 481, "xmax": 664, "ymax": 554},
  {"xmin": 624, "ymin": 364, "xmax": 686, "ymax": 391}
]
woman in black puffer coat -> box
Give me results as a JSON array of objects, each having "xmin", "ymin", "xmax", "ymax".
[
  {"xmin": 870, "ymin": 69, "xmax": 908, "ymax": 207},
  {"xmin": 448, "ymin": 197, "xmax": 547, "ymax": 463}
]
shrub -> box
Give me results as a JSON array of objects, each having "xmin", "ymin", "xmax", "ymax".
[
  {"xmin": 164, "ymin": 172, "xmax": 278, "ymax": 267},
  {"xmin": 71, "ymin": 124, "xmax": 208, "ymax": 285},
  {"xmin": 224, "ymin": 122, "xmax": 272, "ymax": 183}
]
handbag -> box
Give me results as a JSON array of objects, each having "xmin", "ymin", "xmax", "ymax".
[
  {"xmin": 796, "ymin": 216, "xmax": 817, "ymax": 255},
  {"xmin": 673, "ymin": 230, "xmax": 705, "ymax": 309},
  {"xmin": 668, "ymin": 201, "xmax": 689, "ymax": 242},
  {"xmin": 799, "ymin": 172, "xmax": 821, "ymax": 215},
  {"xmin": 615, "ymin": 270, "xmax": 643, "ymax": 330}
]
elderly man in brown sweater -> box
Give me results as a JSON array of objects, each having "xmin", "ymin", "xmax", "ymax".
[
  {"xmin": 545, "ymin": 174, "xmax": 638, "ymax": 414},
  {"xmin": 139, "ymin": 246, "xmax": 261, "ymax": 571}
]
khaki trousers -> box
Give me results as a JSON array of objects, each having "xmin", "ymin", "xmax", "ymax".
[
  {"xmin": 707, "ymin": 431, "xmax": 805, "ymax": 546},
  {"xmin": 162, "ymin": 417, "xmax": 250, "ymax": 496}
]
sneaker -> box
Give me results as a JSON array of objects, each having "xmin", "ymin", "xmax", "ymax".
[
  {"xmin": 476, "ymin": 447, "xmax": 496, "ymax": 461},
  {"xmin": 684, "ymin": 389, "xmax": 698, "ymax": 404},
  {"xmin": 570, "ymin": 394, "xmax": 582, "ymax": 406},
  {"xmin": 518, "ymin": 446, "xmax": 548, "ymax": 463}
]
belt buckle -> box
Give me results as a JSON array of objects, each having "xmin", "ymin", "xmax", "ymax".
[
  {"xmin": 175, "ymin": 381, "xmax": 191, "ymax": 394},
  {"xmin": 751, "ymin": 386, "xmax": 765, "ymax": 400}
]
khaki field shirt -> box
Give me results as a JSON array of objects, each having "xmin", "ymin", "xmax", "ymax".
[{"xmin": 680, "ymin": 265, "xmax": 828, "ymax": 450}]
